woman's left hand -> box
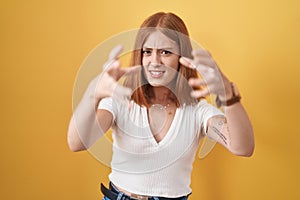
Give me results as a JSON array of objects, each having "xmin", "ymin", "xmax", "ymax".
[{"xmin": 179, "ymin": 49, "xmax": 231, "ymax": 100}]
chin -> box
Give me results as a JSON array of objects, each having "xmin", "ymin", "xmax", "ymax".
[{"xmin": 148, "ymin": 80, "xmax": 176, "ymax": 89}]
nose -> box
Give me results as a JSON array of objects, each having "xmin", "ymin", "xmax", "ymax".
[{"xmin": 150, "ymin": 51, "xmax": 161, "ymax": 66}]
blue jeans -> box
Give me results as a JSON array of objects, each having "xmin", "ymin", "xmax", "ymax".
[
  {"xmin": 102, "ymin": 182, "xmax": 189, "ymax": 200},
  {"xmin": 103, "ymin": 196, "xmax": 188, "ymax": 200}
]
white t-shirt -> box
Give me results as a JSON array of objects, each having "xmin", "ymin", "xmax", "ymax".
[{"xmin": 98, "ymin": 97, "xmax": 224, "ymax": 197}]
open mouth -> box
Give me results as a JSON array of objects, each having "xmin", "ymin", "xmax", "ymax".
[{"xmin": 149, "ymin": 70, "xmax": 165, "ymax": 78}]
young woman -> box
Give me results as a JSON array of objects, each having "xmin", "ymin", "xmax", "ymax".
[{"xmin": 68, "ymin": 12, "xmax": 254, "ymax": 200}]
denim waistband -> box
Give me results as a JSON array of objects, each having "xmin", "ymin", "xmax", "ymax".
[{"xmin": 106, "ymin": 182, "xmax": 189, "ymax": 200}]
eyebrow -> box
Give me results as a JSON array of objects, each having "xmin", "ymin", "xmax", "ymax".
[{"xmin": 142, "ymin": 47, "xmax": 178, "ymax": 51}]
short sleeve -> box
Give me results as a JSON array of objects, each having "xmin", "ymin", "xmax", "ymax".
[
  {"xmin": 97, "ymin": 97, "xmax": 117, "ymax": 121},
  {"xmin": 197, "ymin": 100, "xmax": 225, "ymax": 135}
]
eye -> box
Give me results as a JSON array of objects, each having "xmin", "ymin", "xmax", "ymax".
[
  {"xmin": 160, "ymin": 50, "xmax": 172, "ymax": 55},
  {"xmin": 142, "ymin": 49, "xmax": 152, "ymax": 56}
]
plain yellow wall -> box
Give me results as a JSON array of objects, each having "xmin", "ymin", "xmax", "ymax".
[{"xmin": 1, "ymin": 0, "xmax": 299, "ymax": 199}]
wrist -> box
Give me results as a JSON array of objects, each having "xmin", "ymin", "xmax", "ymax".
[
  {"xmin": 83, "ymin": 82, "xmax": 103, "ymax": 109},
  {"xmin": 216, "ymin": 82, "xmax": 241, "ymax": 107},
  {"xmin": 218, "ymin": 80, "xmax": 233, "ymax": 101}
]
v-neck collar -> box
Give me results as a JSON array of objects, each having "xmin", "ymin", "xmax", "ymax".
[{"xmin": 142, "ymin": 106, "xmax": 180, "ymax": 147}]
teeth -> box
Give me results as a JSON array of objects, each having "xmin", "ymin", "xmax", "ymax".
[{"xmin": 150, "ymin": 71, "xmax": 163, "ymax": 75}]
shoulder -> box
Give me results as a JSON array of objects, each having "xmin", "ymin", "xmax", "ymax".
[
  {"xmin": 98, "ymin": 97, "xmax": 121, "ymax": 108},
  {"xmin": 183, "ymin": 99, "xmax": 224, "ymax": 118},
  {"xmin": 183, "ymin": 99, "xmax": 212, "ymax": 110}
]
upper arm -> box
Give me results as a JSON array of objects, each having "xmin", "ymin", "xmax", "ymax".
[
  {"xmin": 67, "ymin": 108, "xmax": 114, "ymax": 152},
  {"xmin": 206, "ymin": 115, "xmax": 230, "ymax": 148},
  {"xmin": 96, "ymin": 109, "xmax": 114, "ymax": 134},
  {"xmin": 67, "ymin": 115, "xmax": 85, "ymax": 152}
]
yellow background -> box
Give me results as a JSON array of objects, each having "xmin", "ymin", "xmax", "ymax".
[{"xmin": 1, "ymin": 0, "xmax": 299, "ymax": 199}]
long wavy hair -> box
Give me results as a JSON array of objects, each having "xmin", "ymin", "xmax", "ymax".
[{"xmin": 124, "ymin": 12, "xmax": 199, "ymax": 108}]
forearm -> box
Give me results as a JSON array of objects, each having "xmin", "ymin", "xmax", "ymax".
[
  {"xmin": 224, "ymin": 102, "xmax": 254, "ymax": 156},
  {"xmin": 67, "ymin": 84, "xmax": 103, "ymax": 151},
  {"xmin": 67, "ymin": 45, "xmax": 132, "ymax": 151}
]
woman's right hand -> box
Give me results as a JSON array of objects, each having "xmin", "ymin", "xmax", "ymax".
[
  {"xmin": 68, "ymin": 45, "xmax": 140, "ymax": 151},
  {"xmin": 89, "ymin": 45, "xmax": 140, "ymax": 105}
]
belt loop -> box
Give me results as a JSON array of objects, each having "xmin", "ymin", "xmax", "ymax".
[
  {"xmin": 153, "ymin": 197, "xmax": 160, "ymax": 200},
  {"xmin": 116, "ymin": 192, "xmax": 124, "ymax": 200}
]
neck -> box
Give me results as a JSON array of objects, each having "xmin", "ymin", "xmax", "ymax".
[{"xmin": 151, "ymin": 86, "xmax": 172, "ymax": 104}]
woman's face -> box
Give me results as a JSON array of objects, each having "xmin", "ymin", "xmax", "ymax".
[{"xmin": 142, "ymin": 31, "xmax": 180, "ymax": 87}]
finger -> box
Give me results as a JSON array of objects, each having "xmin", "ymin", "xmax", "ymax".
[
  {"xmin": 104, "ymin": 59, "xmax": 119, "ymax": 71},
  {"xmin": 194, "ymin": 57, "xmax": 216, "ymax": 68},
  {"xmin": 110, "ymin": 60, "xmax": 121, "ymax": 69},
  {"xmin": 189, "ymin": 77, "xmax": 218, "ymax": 89},
  {"xmin": 111, "ymin": 65, "xmax": 142, "ymax": 81},
  {"xmin": 109, "ymin": 45, "xmax": 123, "ymax": 60},
  {"xmin": 107, "ymin": 60, "xmax": 121, "ymax": 79},
  {"xmin": 190, "ymin": 88, "xmax": 210, "ymax": 98},
  {"xmin": 192, "ymin": 49, "xmax": 211, "ymax": 57},
  {"xmin": 104, "ymin": 45, "xmax": 123, "ymax": 71},
  {"xmin": 180, "ymin": 57, "xmax": 213, "ymax": 74},
  {"xmin": 179, "ymin": 57, "xmax": 196, "ymax": 69},
  {"xmin": 188, "ymin": 78, "xmax": 206, "ymax": 87},
  {"xmin": 119, "ymin": 65, "xmax": 142, "ymax": 77},
  {"xmin": 196, "ymin": 63, "xmax": 215, "ymax": 75}
]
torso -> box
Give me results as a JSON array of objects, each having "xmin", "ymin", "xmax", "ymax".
[
  {"xmin": 116, "ymin": 102, "xmax": 177, "ymax": 196},
  {"xmin": 147, "ymin": 104, "xmax": 177, "ymax": 143},
  {"xmin": 98, "ymin": 97, "xmax": 223, "ymax": 197}
]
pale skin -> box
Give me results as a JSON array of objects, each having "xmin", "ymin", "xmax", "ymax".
[
  {"xmin": 179, "ymin": 50, "xmax": 254, "ymax": 156},
  {"xmin": 67, "ymin": 31, "xmax": 254, "ymax": 195}
]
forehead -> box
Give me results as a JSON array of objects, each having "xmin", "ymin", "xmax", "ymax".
[{"xmin": 143, "ymin": 31, "xmax": 179, "ymax": 53}]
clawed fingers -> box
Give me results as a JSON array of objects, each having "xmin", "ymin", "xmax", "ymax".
[
  {"xmin": 104, "ymin": 46, "xmax": 143, "ymax": 81},
  {"xmin": 190, "ymin": 88, "xmax": 210, "ymax": 98}
]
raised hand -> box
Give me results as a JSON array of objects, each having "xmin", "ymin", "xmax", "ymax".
[
  {"xmin": 179, "ymin": 49, "xmax": 231, "ymax": 100},
  {"xmin": 90, "ymin": 45, "xmax": 141, "ymax": 106}
]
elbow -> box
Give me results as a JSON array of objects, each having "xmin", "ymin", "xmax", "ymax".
[
  {"xmin": 231, "ymin": 147, "xmax": 254, "ymax": 157},
  {"xmin": 68, "ymin": 139, "xmax": 86, "ymax": 152},
  {"xmin": 230, "ymin": 129, "xmax": 255, "ymax": 157},
  {"xmin": 67, "ymin": 128, "xmax": 87, "ymax": 152},
  {"xmin": 229, "ymin": 142, "xmax": 255, "ymax": 157},
  {"xmin": 69, "ymin": 147, "xmax": 85, "ymax": 152},
  {"xmin": 67, "ymin": 135, "xmax": 87, "ymax": 152},
  {"xmin": 67, "ymin": 117, "xmax": 87, "ymax": 152},
  {"xmin": 68, "ymin": 144, "xmax": 80, "ymax": 152}
]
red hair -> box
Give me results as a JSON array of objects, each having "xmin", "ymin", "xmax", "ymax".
[{"xmin": 124, "ymin": 12, "xmax": 198, "ymax": 107}]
